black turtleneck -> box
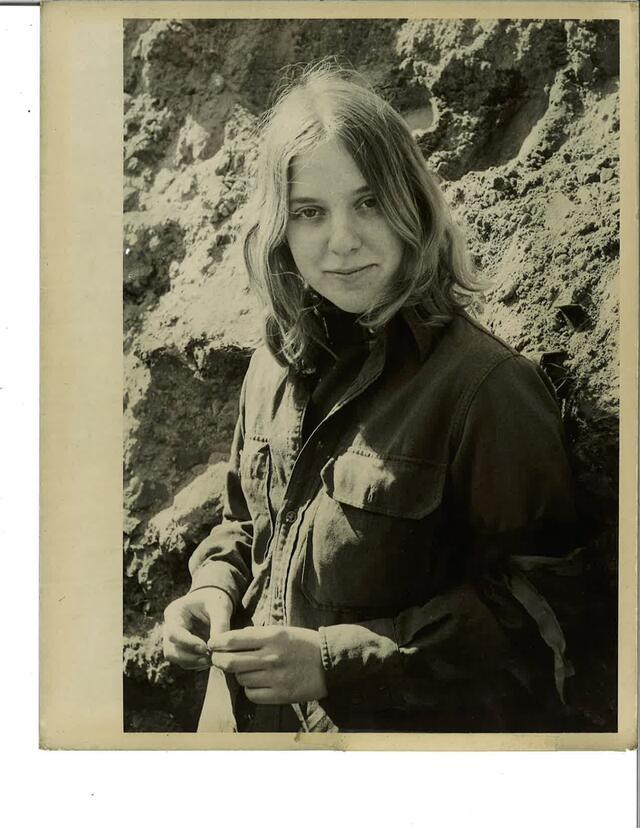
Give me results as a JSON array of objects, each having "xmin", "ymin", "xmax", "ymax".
[{"xmin": 301, "ymin": 301, "xmax": 376, "ymax": 442}]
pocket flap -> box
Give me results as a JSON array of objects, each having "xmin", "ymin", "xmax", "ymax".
[
  {"xmin": 320, "ymin": 451, "xmax": 446, "ymax": 519},
  {"xmin": 240, "ymin": 438, "xmax": 270, "ymax": 480}
]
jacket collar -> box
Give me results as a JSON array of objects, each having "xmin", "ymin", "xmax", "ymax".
[
  {"xmin": 400, "ymin": 305, "xmax": 443, "ymax": 363},
  {"xmin": 302, "ymin": 300, "xmax": 444, "ymax": 371}
]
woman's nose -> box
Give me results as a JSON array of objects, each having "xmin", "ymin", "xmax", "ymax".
[{"xmin": 327, "ymin": 215, "xmax": 361, "ymax": 255}]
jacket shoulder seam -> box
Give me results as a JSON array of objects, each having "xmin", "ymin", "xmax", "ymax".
[
  {"xmin": 453, "ymin": 311, "xmax": 518, "ymax": 358},
  {"xmin": 451, "ymin": 351, "xmax": 522, "ymax": 450}
]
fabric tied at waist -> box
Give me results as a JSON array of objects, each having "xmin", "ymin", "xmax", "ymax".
[{"xmin": 507, "ymin": 558, "xmax": 576, "ymax": 704}]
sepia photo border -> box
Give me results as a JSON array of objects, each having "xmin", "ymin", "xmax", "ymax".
[{"xmin": 40, "ymin": 0, "xmax": 638, "ymax": 750}]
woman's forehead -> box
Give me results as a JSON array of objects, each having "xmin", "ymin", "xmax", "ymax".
[{"xmin": 288, "ymin": 138, "xmax": 368, "ymax": 197}]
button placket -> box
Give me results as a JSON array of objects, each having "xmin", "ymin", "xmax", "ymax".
[
  {"xmin": 270, "ymin": 503, "xmax": 306, "ymax": 622},
  {"xmin": 268, "ymin": 507, "xmax": 294, "ymax": 621}
]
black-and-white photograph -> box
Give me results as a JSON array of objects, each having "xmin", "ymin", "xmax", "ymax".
[{"xmin": 121, "ymin": 16, "xmax": 621, "ymax": 736}]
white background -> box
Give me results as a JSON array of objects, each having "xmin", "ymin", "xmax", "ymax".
[{"xmin": 0, "ymin": 4, "xmax": 636, "ymax": 825}]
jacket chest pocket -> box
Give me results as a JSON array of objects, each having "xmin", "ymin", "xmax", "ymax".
[
  {"xmin": 240, "ymin": 437, "xmax": 273, "ymax": 524},
  {"xmin": 302, "ymin": 451, "xmax": 446, "ymax": 614}
]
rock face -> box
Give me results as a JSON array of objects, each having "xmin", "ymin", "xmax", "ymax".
[{"xmin": 123, "ymin": 19, "xmax": 620, "ymax": 731}]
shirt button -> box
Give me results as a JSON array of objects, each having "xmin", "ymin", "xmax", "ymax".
[{"xmin": 284, "ymin": 510, "xmax": 297, "ymax": 523}]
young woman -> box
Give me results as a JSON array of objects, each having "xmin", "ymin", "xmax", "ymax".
[{"xmin": 163, "ymin": 64, "xmax": 578, "ymax": 733}]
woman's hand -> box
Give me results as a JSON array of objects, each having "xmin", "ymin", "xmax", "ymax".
[
  {"xmin": 163, "ymin": 587, "xmax": 233, "ymax": 670},
  {"xmin": 210, "ymin": 626, "xmax": 328, "ymax": 704}
]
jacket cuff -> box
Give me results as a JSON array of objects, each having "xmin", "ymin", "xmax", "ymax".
[
  {"xmin": 319, "ymin": 618, "xmax": 400, "ymax": 690},
  {"xmin": 189, "ymin": 561, "xmax": 242, "ymax": 611}
]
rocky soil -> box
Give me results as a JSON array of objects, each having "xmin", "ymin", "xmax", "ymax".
[{"xmin": 123, "ymin": 19, "xmax": 620, "ymax": 732}]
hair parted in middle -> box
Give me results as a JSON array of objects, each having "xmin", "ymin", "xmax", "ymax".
[{"xmin": 243, "ymin": 59, "xmax": 481, "ymax": 371}]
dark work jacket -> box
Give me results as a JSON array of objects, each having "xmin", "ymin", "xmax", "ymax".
[{"xmin": 189, "ymin": 307, "xmax": 578, "ymax": 733}]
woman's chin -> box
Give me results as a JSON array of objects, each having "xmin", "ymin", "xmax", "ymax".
[
  {"xmin": 320, "ymin": 292, "xmax": 368, "ymax": 315},
  {"xmin": 333, "ymin": 302, "xmax": 365, "ymax": 315}
]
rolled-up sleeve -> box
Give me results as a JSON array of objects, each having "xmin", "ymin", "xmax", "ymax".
[{"xmin": 188, "ymin": 376, "xmax": 253, "ymax": 612}]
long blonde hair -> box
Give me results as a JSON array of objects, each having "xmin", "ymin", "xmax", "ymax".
[{"xmin": 243, "ymin": 61, "xmax": 479, "ymax": 370}]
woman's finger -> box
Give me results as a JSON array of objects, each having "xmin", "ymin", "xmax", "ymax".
[
  {"xmin": 210, "ymin": 650, "xmax": 269, "ymax": 673},
  {"xmin": 235, "ymin": 670, "xmax": 271, "ymax": 689},
  {"xmin": 244, "ymin": 687, "xmax": 286, "ymax": 705},
  {"xmin": 211, "ymin": 626, "xmax": 286, "ymax": 652},
  {"xmin": 165, "ymin": 643, "xmax": 210, "ymax": 670},
  {"xmin": 167, "ymin": 625, "xmax": 208, "ymax": 655},
  {"xmin": 209, "ymin": 629, "xmax": 263, "ymax": 652}
]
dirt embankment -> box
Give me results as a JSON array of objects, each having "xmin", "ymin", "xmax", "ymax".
[{"xmin": 123, "ymin": 19, "xmax": 620, "ymax": 731}]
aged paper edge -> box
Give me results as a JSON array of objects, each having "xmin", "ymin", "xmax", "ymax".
[{"xmin": 40, "ymin": 0, "xmax": 639, "ymax": 751}]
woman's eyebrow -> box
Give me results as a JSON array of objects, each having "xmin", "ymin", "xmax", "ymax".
[
  {"xmin": 289, "ymin": 185, "xmax": 373, "ymax": 206},
  {"xmin": 288, "ymin": 195, "xmax": 323, "ymax": 206}
]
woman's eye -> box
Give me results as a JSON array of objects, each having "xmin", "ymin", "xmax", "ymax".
[
  {"xmin": 292, "ymin": 207, "xmax": 322, "ymax": 220},
  {"xmin": 358, "ymin": 196, "xmax": 379, "ymax": 211}
]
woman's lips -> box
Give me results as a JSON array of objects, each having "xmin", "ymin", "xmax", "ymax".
[{"xmin": 324, "ymin": 264, "xmax": 375, "ymax": 277}]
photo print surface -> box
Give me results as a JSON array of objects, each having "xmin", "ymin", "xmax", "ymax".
[{"xmin": 122, "ymin": 16, "xmax": 621, "ymax": 735}]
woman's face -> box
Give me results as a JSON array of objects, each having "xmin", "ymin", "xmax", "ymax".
[{"xmin": 284, "ymin": 138, "xmax": 404, "ymax": 314}]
